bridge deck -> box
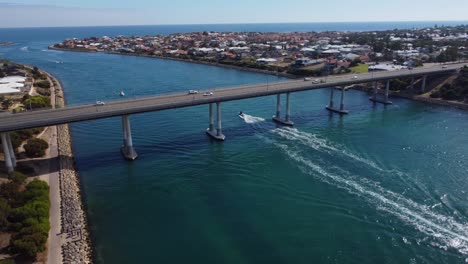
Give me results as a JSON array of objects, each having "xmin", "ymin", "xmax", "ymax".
[{"xmin": 0, "ymin": 63, "xmax": 465, "ymax": 132}]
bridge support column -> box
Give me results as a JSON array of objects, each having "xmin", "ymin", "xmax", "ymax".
[
  {"xmin": 385, "ymin": 80, "xmax": 390, "ymax": 102},
  {"xmin": 6, "ymin": 133, "xmax": 16, "ymax": 168},
  {"xmin": 372, "ymin": 81, "xmax": 378, "ymax": 100},
  {"xmin": 410, "ymin": 77, "xmax": 415, "ymax": 92},
  {"xmin": 421, "ymin": 75, "xmax": 427, "ymax": 93},
  {"xmin": 328, "ymin": 87, "xmax": 335, "ymax": 108},
  {"xmin": 370, "ymin": 80, "xmax": 393, "ymax": 105},
  {"xmin": 1, "ymin": 133, "xmax": 14, "ymax": 173},
  {"xmin": 275, "ymin": 94, "xmax": 281, "ymax": 119},
  {"xmin": 273, "ymin": 93, "xmax": 294, "ymax": 126},
  {"xmin": 206, "ymin": 102, "xmax": 225, "ymax": 141},
  {"xmin": 340, "ymin": 87, "xmax": 347, "ymax": 112},
  {"xmin": 121, "ymin": 115, "xmax": 138, "ymax": 160},
  {"xmin": 326, "ymin": 87, "xmax": 349, "ymax": 115},
  {"xmin": 285, "ymin": 92, "xmax": 291, "ymax": 122},
  {"xmin": 208, "ymin": 103, "xmax": 215, "ymax": 133}
]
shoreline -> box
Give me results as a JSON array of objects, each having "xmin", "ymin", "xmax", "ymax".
[
  {"xmin": 351, "ymin": 84, "xmax": 468, "ymax": 111},
  {"xmin": 42, "ymin": 69, "xmax": 93, "ymax": 264},
  {"xmin": 48, "ymin": 45, "xmax": 297, "ymax": 79},
  {"xmin": 48, "ymin": 46, "xmax": 468, "ymax": 112}
]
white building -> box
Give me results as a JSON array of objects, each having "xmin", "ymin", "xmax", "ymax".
[{"xmin": 0, "ymin": 76, "xmax": 26, "ymax": 94}]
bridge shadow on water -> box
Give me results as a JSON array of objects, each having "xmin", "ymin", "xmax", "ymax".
[{"xmin": 72, "ymin": 108, "xmax": 352, "ymax": 172}]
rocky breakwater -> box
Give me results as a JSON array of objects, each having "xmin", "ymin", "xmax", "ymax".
[{"xmin": 57, "ymin": 124, "xmax": 92, "ymax": 263}]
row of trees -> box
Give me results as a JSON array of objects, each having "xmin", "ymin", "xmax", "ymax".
[
  {"xmin": 21, "ymin": 94, "xmax": 51, "ymax": 110},
  {"xmin": 31, "ymin": 66, "xmax": 47, "ymax": 80},
  {"xmin": 0, "ymin": 172, "xmax": 50, "ymax": 258},
  {"xmin": 34, "ymin": 80, "xmax": 50, "ymax": 89}
]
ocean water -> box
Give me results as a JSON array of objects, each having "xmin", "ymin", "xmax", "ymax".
[{"xmin": 1, "ymin": 23, "xmax": 468, "ymax": 264}]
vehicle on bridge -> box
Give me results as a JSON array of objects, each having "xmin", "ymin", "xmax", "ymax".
[
  {"xmin": 188, "ymin": 90, "xmax": 198, "ymax": 94},
  {"xmin": 95, "ymin": 101, "xmax": 105, "ymax": 105},
  {"xmin": 203, "ymin": 92, "xmax": 213, "ymax": 96}
]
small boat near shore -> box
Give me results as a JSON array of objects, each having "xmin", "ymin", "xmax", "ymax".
[{"xmin": 119, "ymin": 90, "xmax": 125, "ymax": 96}]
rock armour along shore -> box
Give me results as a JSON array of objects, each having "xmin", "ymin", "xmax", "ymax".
[
  {"xmin": 53, "ymin": 75, "xmax": 93, "ymax": 263},
  {"xmin": 56, "ymin": 124, "xmax": 92, "ymax": 264}
]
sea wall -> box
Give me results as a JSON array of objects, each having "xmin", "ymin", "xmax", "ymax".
[
  {"xmin": 51, "ymin": 71, "xmax": 93, "ymax": 264},
  {"xmin": 56, "ymin": 124, "xmax": 92, "ymax": 263}
]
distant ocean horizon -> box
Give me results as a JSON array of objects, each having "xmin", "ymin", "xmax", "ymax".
[
  {"xmin": 1, "ymin": 21, "xmax": 468, "ymax": 264},
  {"xmin": 1, "ymin": 21, "xmax": 468, "ymax": 43}
]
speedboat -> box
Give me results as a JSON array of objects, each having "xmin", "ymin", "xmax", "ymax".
[
  {"xmin": 119, "ymin": 90, "xmax": 125, "ymax": 96},
  {"xmin": 239, "ymin": 111, "xmax": 245, "ymax": 119}
]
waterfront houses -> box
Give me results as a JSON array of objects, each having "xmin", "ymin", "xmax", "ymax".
[{"xmin": 52, "ymin": 25, "xmax": 468, "ymax": 76}]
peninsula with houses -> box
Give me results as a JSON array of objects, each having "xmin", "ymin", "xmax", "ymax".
[
  {"xmin": 50, "ymin": 25, "xmax": 468, "ymax": 107},
  {"xmin": 50, "ymin": 25, "xmax": 468, "ymax": 78}
]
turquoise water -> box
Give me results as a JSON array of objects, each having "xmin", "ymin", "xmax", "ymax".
[{"xmin": 1, "ymin": 25, "xmax": 468, "ymax": 264}]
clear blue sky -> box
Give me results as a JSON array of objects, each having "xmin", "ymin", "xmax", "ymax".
[{"xmin": 1, "ymin": 0, "xmax": 468, "ymax": 27}]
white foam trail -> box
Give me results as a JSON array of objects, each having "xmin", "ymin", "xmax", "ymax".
[
  {"xmin": 242, "ymin": 114, "xmax": 265, "ymax": 124},
  {"xmin": 273, "ymin": 127, "xmax": 384, "ymax": 171},
  {"xmin": 270, "ymin": 141, "xmax": 468, "ymax": 256},
  {"xmin": 20, "ymin": 46, "xmax": 28, "ymax": 51}
]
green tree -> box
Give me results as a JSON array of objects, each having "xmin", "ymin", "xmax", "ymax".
[
  {"xmin": 34, "ymin": 80, "xmax": 50, "ymax": 89},
  {"xmin": 0, "ymin": 198, "xmax": 11, "ymax": 231},
  {"xmin": 1, "ymin": 99, "xmax": 13, "ymax": 110},
  {"xmin": 23, "ymin": 138, "xmax": 48, "ymax": 158},
  {"xmin": 23, "ymin": 95, "xmax": 50, "ymax": 110}
]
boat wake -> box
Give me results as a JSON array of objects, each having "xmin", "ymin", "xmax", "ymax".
[
  {"xmin": 20, "ymin": 46, "xmax": 28, "ymax": 51},
  {"xmin": 241, "ymin": 114, "xmax": 265, "ymax": 124},
  {"xmin": 272, "ymin": 127, "xmax": 384, "ymax": 171},
  {"xmin": 263, "ymin": 127, "xmax": 468, "ymax": 257}
]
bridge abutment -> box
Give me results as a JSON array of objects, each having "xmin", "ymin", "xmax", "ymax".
[
  {"xmin": 207, "ymin": 102, "xmax": 226, "ymax": 141},
  {"xmin": 326, "ymin": 87, "xmax": 349, "ymax": 115},
  {"xmin": 273, "ymin": 93, "xmax": 294, "ymax": 126},
  {"xmin": 121, "ymin": 115, "xmax": 138, "ymax": 160},
  {"xmin": 1, "ymin": 133, "xmax": 14, "ymax": 173}
]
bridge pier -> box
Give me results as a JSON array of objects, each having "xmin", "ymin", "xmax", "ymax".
[
  {"xmin": 421, "ymin": 75, "xmax": 427, "ymax": 93},
  {"xmin": 372, "ymin": 81, "xmax": 378, "ymax": 100},
  {"xmin": 273, "ymin": 93, "xmax": 294, "ymax": 126},
  {"xmin": 206, "ymin": 102, "xmax": 225, "ymax": 140},
  {"xmin": 1, "ymin": 133, "xmax": 14, "ymax": 173},
  {"xmin": 6, "ymin": 133, "xmax": 16, "ymax": 168},
  {"xmin": 121, "ymin": 115, "xmax": 138, "ymax": 160},
  {"xmin": 370, "ymin": 80, "xmax": 393, "ymax": 105},
  {"xmin": 326, "ymin": 87, "xmax": 349, "ymax": 114},
  {"xmin": 410, "ymin": 77, "xmax": 415, "ymax": 92}
]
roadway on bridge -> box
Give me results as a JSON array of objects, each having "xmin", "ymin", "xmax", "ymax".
[{"xmin": 0, "ymin": 62, "xmax": 465, "ymax": 132}]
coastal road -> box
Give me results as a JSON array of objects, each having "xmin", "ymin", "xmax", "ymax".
[{"xmin": 0, "ymin": 62, "xmax": 465, "ymax": 133}]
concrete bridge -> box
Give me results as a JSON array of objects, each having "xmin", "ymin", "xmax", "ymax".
[{"xmin": 0, "ymin": 63, "xmax": 465, "ymax": 172}]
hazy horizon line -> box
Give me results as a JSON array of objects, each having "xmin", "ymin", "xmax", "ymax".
[{"xmin": 1, "ymin": 20, "xmax": 467, "ymax": 30}]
